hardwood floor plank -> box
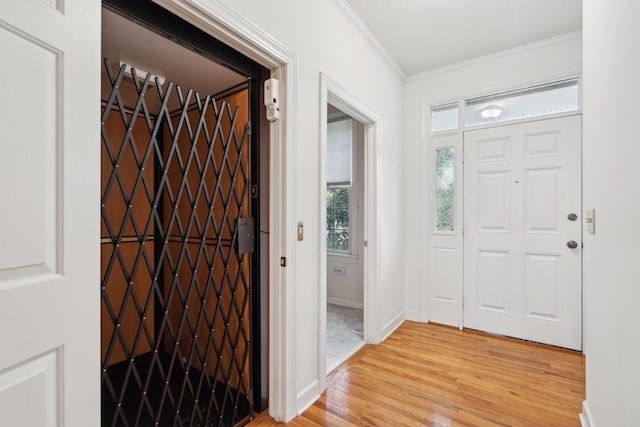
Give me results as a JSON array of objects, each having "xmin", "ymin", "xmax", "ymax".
[{"xmin": 248, "ymin": 322, "xmax": 585, "ymax": 426}]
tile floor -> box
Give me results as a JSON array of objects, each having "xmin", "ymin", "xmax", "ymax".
[{"xmin": 326, "ymin": 303, "xmax": 364, "ymax": 373}]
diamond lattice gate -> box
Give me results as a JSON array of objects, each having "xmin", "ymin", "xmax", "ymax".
[{"xmin": 101, "ymin": 60, "xmax": 255, "ymax": 427}]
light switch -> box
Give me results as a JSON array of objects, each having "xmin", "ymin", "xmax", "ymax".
[
  {"xmin": 297, "ymin": 221, "xmax": 304, "ymax": 241},
  {"xmin": 585, "ymin": 208, "xmax": 595, "ymax": 234}
]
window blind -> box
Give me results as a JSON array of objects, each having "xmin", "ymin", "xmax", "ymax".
[{"xmin": 326, "ymin": 118, "xmax": 353, "ymax": 186}]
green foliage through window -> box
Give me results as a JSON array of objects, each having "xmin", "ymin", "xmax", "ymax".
[
  {"xmin": 435, "ymin": 148, "xmax": 455, "ymax": 232},
  {"xmin": 327, "ymin": 187, "xmax": 350, "ymax": 252}
]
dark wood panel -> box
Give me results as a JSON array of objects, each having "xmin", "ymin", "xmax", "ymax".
[
  {"xmin": 101, "ymin": 105, "xmax": 156, "ymax": 367},
  {"xmin": 101, "ymin": 105, "xmax": 155, "ymax": 239},
  {"xmin": 101, "ymin": 242, "xmax": 155, "ymax": 366},
  {"xmin": 162, "ymin": 86, "xmax": 251, "ymax": 391}
]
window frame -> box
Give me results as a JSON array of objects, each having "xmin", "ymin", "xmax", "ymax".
[
  {"xmin": 433, "ymin": 146, "xmax": 456, "ymax": 233},
  {"xmin": 430, "ymin": 102, "xmax": 460, "ymax": 134},
  {"xmin": 326, "ymin": 115, "xmax": 358, "ymax": 256},
  {"xmin": 463, "ymin": 77, "xmax": 580, "ymax": 128},
  {"xmin": 426, "ymin": 77, "xmax": 582, "ymax": 237}
]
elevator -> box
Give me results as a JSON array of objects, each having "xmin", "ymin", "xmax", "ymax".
[{"xmin": 100, "ymin": 2, "xmax": 269, "ymax": 425}]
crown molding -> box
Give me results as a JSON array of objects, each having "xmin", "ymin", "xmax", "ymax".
[
  {"xmin": 407, "ymin": 30, "xmax": 583, "ymax": 82},
  {"xmin": 333, "ymin": 0, "xmax": 406, "ymax": 80}
]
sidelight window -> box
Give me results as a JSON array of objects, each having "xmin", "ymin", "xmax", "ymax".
[{"xmin": 434, "ymin": 147, "xmax": 455, "ymax": 232}]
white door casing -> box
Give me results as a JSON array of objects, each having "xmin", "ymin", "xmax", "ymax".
[
  {"xmin": 318, "ymin": 73, "xmax": 381, "ymax": 401},
  {"xmin": 463, "ymin": 115, "xmax": 582, "ymax": 350},
  {"xmin": 0, "ymin": 1, "xmax": 100, "ymax": 426}
]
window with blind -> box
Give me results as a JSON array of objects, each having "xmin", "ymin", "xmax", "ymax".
[{"xmin": 326, "ymin": 118, "xmax": 354, "ymax": 253}]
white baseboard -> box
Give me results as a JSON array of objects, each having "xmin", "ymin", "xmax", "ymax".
[
  {"xmin": 327, "ymin": 296, "xmax": 364, "ymax": 310},
  {"xmin": 380, "ymin": 310, "xmax": 405, "ymax": 342},
  {"xmin": 405, "ymin": 309, "xmax": 420, "ymax": 321},
  {"xmin": 296, "ymin": 379, "xmax": 320, "ymax": 416},
  {"xmin": 579, "ymin": 400, "xmax": 595, "ymax": 427}
]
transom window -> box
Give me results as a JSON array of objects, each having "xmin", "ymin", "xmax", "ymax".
[
  {"xmin": 465, "ymin": 78, "xmax": 579, "ymax": 127},
  {"xmin": 430, "ymin": 103, "xmax": 459, "ymax": 133}
]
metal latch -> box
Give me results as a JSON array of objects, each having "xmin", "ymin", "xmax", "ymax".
[{"xmin": 237, "ymin": 217, "xmax": 254, "ymax": 255}]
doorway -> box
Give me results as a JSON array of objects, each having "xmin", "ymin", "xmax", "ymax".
[
  {"xmin": 463, "ymin": 115, "xmax": 582, "ymax": 350},
  {"xmin": 101, "ymin": 2, "xmax": 269, "ymax": 425},
  {"xmin": 318, "ymin": 74, "xmax": 381, "ymax": 391},
  {"xmin": 324, "ymin": 104, "xmax": 365, "ymax": 373}
]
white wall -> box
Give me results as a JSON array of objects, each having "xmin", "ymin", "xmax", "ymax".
[
  {"xmin": 215, "ymin": 0, "xmax": 405, "ymax": 413},
  {"xmin": 403, "ymin": 33, "xmax": 582, "ymax": 323},
  {"xmin": 327, "ymin": 122, "xmax": 364, "ymax": 307},
  {"xmin": 582, "ymin": 1, "xmax": 640, "ymax": 425}
]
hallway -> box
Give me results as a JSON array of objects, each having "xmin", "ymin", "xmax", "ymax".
[{"xmin": 250, "ymin": 321, "xmax": 585, "ymax": 426}]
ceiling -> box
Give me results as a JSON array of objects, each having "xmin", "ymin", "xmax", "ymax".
[
  {"xmin": 344, "ymin": 0, "xmax": 582, "ymax": 76},
  {"xmin": 102, "ymin": 9, "xmax": 246, "ymax": 109}
]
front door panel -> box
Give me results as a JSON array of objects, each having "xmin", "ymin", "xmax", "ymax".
[{"xmin": 463, "ymin": 115, "xmax": 582, "ymax": 350}]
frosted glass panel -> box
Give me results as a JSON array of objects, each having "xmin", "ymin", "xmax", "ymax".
[
  {"xmin": 435, "ymin": 148, "xmax": 455, "ymax": 232},
  {"xmin": 431, "ymin": 103, "xmax": 459, "ymax": 132},
  {"xmin": 465, "ymin": 79, "xmax": 579, "ymax": 127}
]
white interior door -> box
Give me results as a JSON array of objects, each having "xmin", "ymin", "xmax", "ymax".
[
  {"xmin": 463, "ymin": 115, "xmax": 582, "ymax": 350},
  {"xmin": 0, "ymin": 1, "xmax": 100, "ymax": 425}
]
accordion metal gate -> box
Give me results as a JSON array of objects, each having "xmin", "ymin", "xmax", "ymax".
[{"xmin": 101, "ymin": 58, "xmax": 256, "ymax": 427}]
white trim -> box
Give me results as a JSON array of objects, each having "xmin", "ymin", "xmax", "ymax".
[
  {"xmin": 152, "ymin": 0, "xmax": 298, "ymax": 421},
  {"xmin": 461, "ymin": 110, "xmax": 583, "ymax": 134},
  {"xmin": 327, "ymin": 253, "xmax": 359, "ymax": 265},
  {"xmin": 295, "ymin": 379, "xmax": 320, "ymax": 417},
  {"xmin": 407, "ymin": 30, "xmax": 583, "ymax": 81},
  {"xmin": 405, "ymin": 309, "xmax": 420, "ymax": 322},
  {"xmin": 319, "ymin": 73, "xmax": 381, "ymax": 397},
  {"xmin": 327, "ymin": 297, "xmax": 364, "ymax": 310},
  {"xmin": 380, "ymin": 310, "xmax": 405, "ymax": 342},
  {"xmin": 332, "ymin": 0, "xmax": 406, "ymax": 80},
  {"xmin": 580, "ymin": 400, "xmax": 596, "ymax": 427}
]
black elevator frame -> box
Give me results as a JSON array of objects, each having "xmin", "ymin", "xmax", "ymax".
[{"xmin": 101, "ymin": 1, "xmax": 270, "ymax": 425}]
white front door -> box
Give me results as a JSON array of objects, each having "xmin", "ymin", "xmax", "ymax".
[
  {"xmin": 0, "ymin": 1, "xmax": 100, "ymax": 425},
  {"xmin": 463, "ymin": 115, "xmax": 582, "ymax": 350}
]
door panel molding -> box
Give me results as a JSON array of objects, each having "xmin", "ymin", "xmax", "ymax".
[
  {"xmin": 463, "ymin": 115, "xmax": 582, "ymax": 350},
  {"xmin": 0, "ymin": 0, "xmax": 101, "ymax": 426}
]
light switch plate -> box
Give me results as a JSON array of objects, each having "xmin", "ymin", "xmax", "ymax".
[{"xmin": 297, "ymin": 221, "xmax": 304, "ymax": 241}]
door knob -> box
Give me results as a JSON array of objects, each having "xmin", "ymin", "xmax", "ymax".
[{"xmin": 567, "ymin": 240, "xmax": 578, "ymax": 249}]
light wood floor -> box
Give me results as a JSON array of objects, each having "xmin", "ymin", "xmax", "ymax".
[{"xmin": 248, "ymin": 321, "xmax": 585, "ymax": 426}]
